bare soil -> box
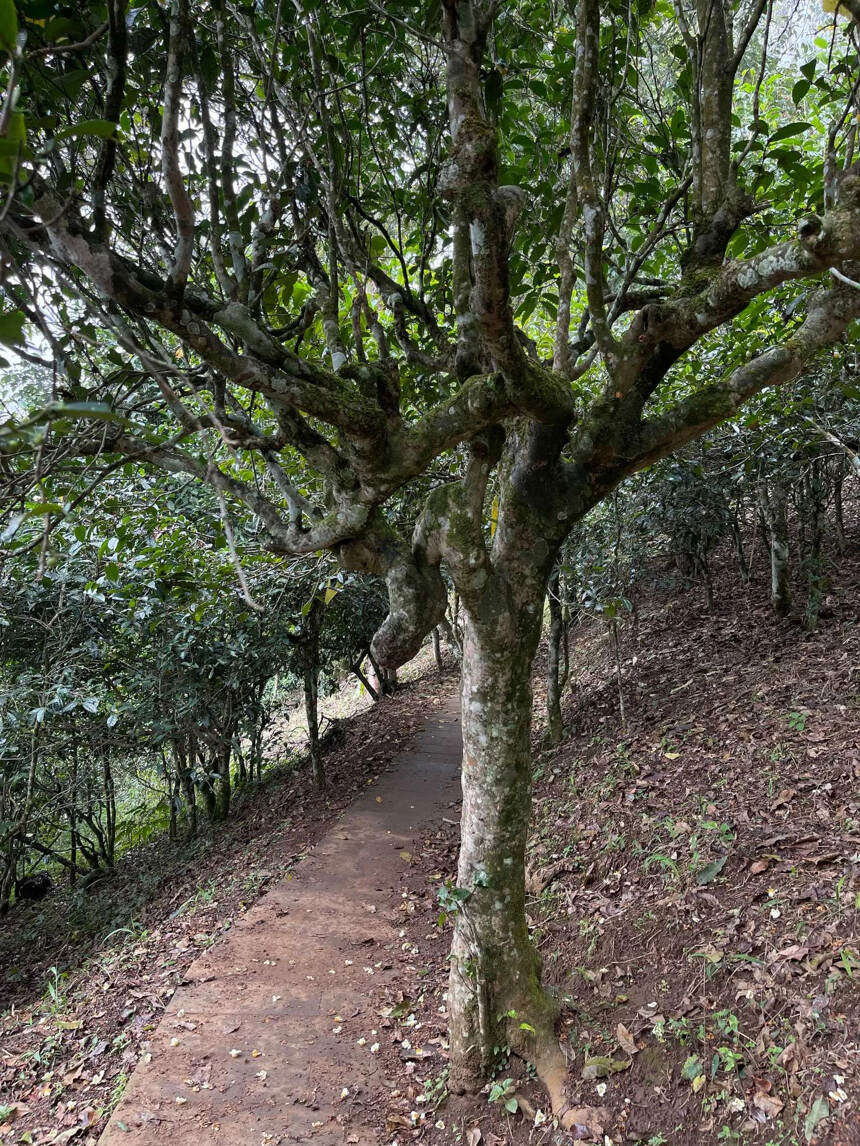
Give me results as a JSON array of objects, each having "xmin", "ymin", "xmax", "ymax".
[{"xmin": 0, "ymin": 666, "xmax": 458, "ymax": 1145}]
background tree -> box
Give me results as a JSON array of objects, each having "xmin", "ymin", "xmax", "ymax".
[{"xmin": 0, "ymin": 0, "xmax": 858, "ymax": 1116}]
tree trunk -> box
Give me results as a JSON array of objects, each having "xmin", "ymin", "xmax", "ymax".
[
  {"xmin": 758, "ymin": 479, "xmax": 792, "ymax": 617},
  {"xmin": 214, "ymin": 742, "xmax": 232, "ymax": 820},
  {"xmin": 832, "ymin": 468, "xmax": 846, "ymax": 554},
  {"xmin": 168, "ymin": 774, "xmax": 179, "ymax": 842},
  {"xmin": 68, "ymin": 742, "xmax": 78, "ymax": 886},
  {"xmin": 803, "ymin": 461, "xmax": 825, "ymax": 632},
  {"xmin": 303, "ymin": 597, "xmax": 325, "ymax": 790},
  {"xmin": 439, "ymin": 614, "xmax": 463, "ymax": 662},
  {"xmin": 432, "ymin": 626, "xmax": 444, "ymax": 672},
  {"xmin": 352, "ymin": 655, "xmax": 380, "ymax": 701},
  {"xmin": 545, "ymin": 565, "xmax": 564, "ymax": 746},
  {"xmin": 103, "ymin": 755, "xmax": 116, "ymax": 867},
  {"xmin": 448, "ymin": 605, "xmax": 565, "ymax": 1100},
  {"xmin": 732, "ymin": 501, "xmax": 750, "ymax": 583}
]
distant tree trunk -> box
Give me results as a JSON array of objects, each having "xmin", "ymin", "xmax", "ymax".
[
  {"xmin": 758, "ymin": 479, "xmax": 792, "ymax": 617},
  {"xmin": 439, "ymin": 614, "xmax": 463, "ymax": 662},
  {"xmin": 366, "ymin": 645, "xmax": 395, "ymax": 695},
  {"xmin": 432, "ymin": 626, "xmax": 444, "ymax": 671},
  {"xmin": 214, "ymin": 741, "xmax": 232, "ymax": 820},
  {"xmin": 234, "ymin": 742, "xmax": 247, "ymax": 785},
  {"xmin": 545, "ymin": 565, "xmax": 564, "ymax": 746},
  {"xmin": 731, "ymin": 501, "xmax": 750, "ymax": 583},
  {"xmin": 68, "ymin": 742, "xmax": 78, "ymax": 885},
  {"xmin": 832, "ymin": 468, "xmax": 846, "ymax": 553},
  {"xmin": 802, "ymin": 460, "xmax": 826, "ymax": 632},
  {"xmin": 103, "ymin": 755, "xmax": 116, "ymax": 867},
  {"xmin": 195, "ymin": 728, "xmax": 219, "ymax": 822},
  {"xmin": 175, "ymin": 735, "xmax": 198, "ymax": 839},
  {"xmin": 0, "ymin": 834, "xmax": 16, "ymax": 913},
  {"xmin": 302, "ymin": 596, "xmax": 326, "ymax": 790},
  {"xmin": 168, "ymin": 774, "xmax": 179, "ymax": 842},
  {"xmin": 352, "ymin": 654, "xmax": 380, "ymax": 701},
  {"xmin": 451, "ymin": 592, "xmax": 462, "ymax": 646}
]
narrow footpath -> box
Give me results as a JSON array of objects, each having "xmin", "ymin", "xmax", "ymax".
[{"xmin": 100, "ymin": 700, "xmax": 462, "ymax": 1145}]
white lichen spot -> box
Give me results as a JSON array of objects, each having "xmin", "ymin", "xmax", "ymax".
[
  {"xmin": 331, "ymin": 350, "xmax": 347, "ymax": 372},
  {"xmin": 469, "ymin": 220, "xmax": 486, "ymax": 255}
]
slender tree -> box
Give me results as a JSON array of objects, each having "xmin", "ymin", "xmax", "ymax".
[{"xmin": 1, "ymin": 0, "xmax": 859, "ymax": 1117}]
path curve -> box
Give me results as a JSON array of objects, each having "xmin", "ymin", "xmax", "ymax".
[{"xmin": 100, "ymin": 698, "xmax": 461, "ymax": 1145}]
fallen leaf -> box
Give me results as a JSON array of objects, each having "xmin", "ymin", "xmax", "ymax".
[
  {"xmin": 616, "ymin": 1022, "xmax": 637, "ymax": 1055},
  {"xmin": 773, "ymin": 788, "xmax": 796, "ymax": 809},
  {"xmin": 775, "ymin": 944, "xmax": 809, "ymax": 962},
  {"xmin": 751, "ymin": 1085, "xmax": 784, "ymax": 1122},
  {"xmin": 695, "ymin": 856, "xmax": 727, "ymax": 884}
]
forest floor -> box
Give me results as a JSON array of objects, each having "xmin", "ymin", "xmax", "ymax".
[
  {"xmin": 387, "ymin": 546, "xmax": 859, "ymax": 1146},
  {"xmin": 0, "ymin": 543, "xmax": 858, "ymax": 1146}
]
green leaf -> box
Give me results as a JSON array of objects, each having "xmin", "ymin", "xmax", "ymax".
[
  {"xmin": 792, "ymin": 79, "xmax": 811, "ymax": 104},
  {"xmin": 768, "ymin": 122, "xmax": 813, "ymax": 144},
  {"xmin": 49, "ymin": 401, "xmax": 124, "ymax": 422},
  {"xmin": 26, "ymin": 501, "xmax": 63, "ymax": 515},
  {"xmin": 0, "ymin": 309, "xmax": 26, "ymax": 347},
  {"xmin": 695, "ymin": 856, "xmax": 727, "ymax": 884},
  {"xmin": 504, "ymin": 1097, "xmax": 519, "ymax": 1114},
  {"xmin": 804, "ymin": 1096, "xmax": 829, "ymax": 1142},
  {"xmin": 682, "ymin": 1055, "xmax": 704, "ymax": 1081},
  {"xmin": 55, "ymin": 119, "xmax": 118, "ymax": 142},
  {"xmin": 0, "ymin": 0, "xmax": 17, "ymax": 54}
]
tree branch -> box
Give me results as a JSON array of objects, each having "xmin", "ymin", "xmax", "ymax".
[{"xmin": 161, "ymin": 0, "xmax": 195, "ymax": 293}]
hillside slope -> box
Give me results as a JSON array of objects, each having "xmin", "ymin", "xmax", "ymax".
[{"xmin": 382, "ymin": 545, "xmax": 859, "ymax": 1146}]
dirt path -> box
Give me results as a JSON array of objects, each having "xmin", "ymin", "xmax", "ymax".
[{"xmin": 100, "ymin": 699, "xmax": 461, "ymax": 1146}]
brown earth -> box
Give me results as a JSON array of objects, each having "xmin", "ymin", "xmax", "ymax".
[
  {"xmin": 97, "ymin": 700, "xmax": 462, "ymax": 1146},
  {"xmin": 0, "ymin": 667, "xmax": 458, "ymax": 1145},
  {"xmin": 381, "ymin": 545, "xmax": 859, "ymax": 1146}
]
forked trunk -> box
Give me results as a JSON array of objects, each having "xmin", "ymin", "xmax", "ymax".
[{"xmin": 448, "ymin": 605, "xmax": 566, "ymax": 1099}]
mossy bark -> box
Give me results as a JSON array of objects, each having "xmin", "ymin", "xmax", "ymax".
[{"xmin": 448, "ymin": 602, "xmax": 566, "ymax": 1096}]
